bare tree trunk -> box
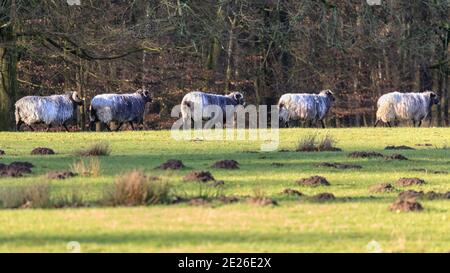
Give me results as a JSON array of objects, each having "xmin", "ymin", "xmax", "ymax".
[
  {"xmin": 444, "ymin": 71, "xmax": 449, "ymax": 126},
  {"xmin": 225, "ymin": 17, "xmax": 236, "ymax": 92},
  {"xmin": 437, "ymin": 70, "xmax": 443, "ymax": 126},
  {"xmin": 0, "ymin": 0, "xmax": 17, "ymax": 131},
  {"xmin": 76, "ymin": 58, "xmax": 86, "ymax": 131}
]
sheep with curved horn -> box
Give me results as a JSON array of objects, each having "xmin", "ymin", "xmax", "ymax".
[
  {"xmin": 89, "ymin": 89, "xmax": 152, "ymax": 131},
  {"xmin": 15, "ymin": 91, "xmax": 84, "ymax": 132}
]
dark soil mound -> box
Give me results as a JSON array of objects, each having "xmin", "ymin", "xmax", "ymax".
[
  {"xmin": 396, "ymin": 177, "xmax": 425, "ymax": 187},
  {"xmin": 9, "ymin": 161, "xmax": 34, "ymax": 169},
  {"xmin": 347, "ymin": 151, "xmax": 383, "ymax": 158},
  {"xmin": 248, "ymin": 197, "xmax": 278, "ymax": 206},
  {"xmin": 183, "ymin": 171, "xmax": 215, "ymax": 182},
  {"xmin": 47, "ymin": 171, "xmax": 76, "ymax": 180},
  {"xmin": 390, "ymin": 199, "xmax": 423, "ymax": 212},
  {"xmin": 31, "ymin": 147, "xmax": 55, "ymax": 155},
  {"xmin": 0, "ymin": 150, "xmax": 5, "ymax": 155},
  {"xmin": 212, "ymin": 160, "xmax": 239, "ymax": 169},
  {"xmin": 156, "ymin": 159, "xmax": 185, "ymax": 170},
  {"xmin": 385, "ymin": 145, "xmax": 415, "ymax": 150},
  {"xmin": 0, "ymin": 161, "xmax": 34, "ymax": 177},
  {"xmin": 369, "ymin": 183, "xmax": 395, "ymax": 193},
  {"xmin": 311, "ymin": 192, "xmax": 335, "ymax": 201},
  {"xmin": 315, "ymin": 162, "xmax": 362, "ymax": 169},
  {"xmin": 282, "ymin": 188, "xmax": 303, "ymax": 196},
  {"xmin": 0, "ymin": 167, "xmax": 23, "ymax": 177},
  {"xmin": 219, "ymin": 196, "xmax": 240, "ymax": 204},
  {"xmin": 398, "ymin": 190, "xmax": 450, "ymax": 200},
  {"xmin": 398, "ymin": 190, "xmax": 424, "ymax": 200},
  {"xmin": 385, "ymin": 154, "xmax": 408, "ymax": 160},
  {"xmin": 271, "ymin": 162, "xmax": 284, "ymax": 167},
  {"xmin": 297, "ymin": 175, "xmax": 330, "ymax": 187}
]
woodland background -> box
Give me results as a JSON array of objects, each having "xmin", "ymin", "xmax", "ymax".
[{"xmin": 0, "ymin": 0, "xmax": 449, "ymax": 130}]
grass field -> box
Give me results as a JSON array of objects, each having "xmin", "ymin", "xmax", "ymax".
[{"xmin": 0, "ymin": 128, "xmax": 449, "ymax": 252}]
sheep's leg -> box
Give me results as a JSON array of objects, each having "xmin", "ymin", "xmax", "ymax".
[
  {"xmin": 63, "ymin": 123, "xmax": 70, "ymax": 132},
  {"xmin": 412, "ymin": 120, "xmax": 416, "ymax": 127},
  {"xmin": 374, "ymin": 119, "xmax": 380, "ymax": 127},
  {"xmin": 128, "ymin": 121, "xmax": 135, "ymax": 130},
  {"xmin": 320, "ymin": 120, "xmax": 326, "ymax": 129},
  {"xmin": 89, "ymin": 121, "xmax": 96, "ymax": 131},
  {"xmin": 386, "ymin": 122, "xmax": 392, "ymax": 128},
  {"xmin": 16, "ymin": 120, "xmax": 23, "ymax": 131},
  {"xmin": 105, "ymin": 123, "xmax": 112, "ymax": 132},
  {"xmin": 182, "ymin": 116, "xmax": 189, "ymax": 130},
  {"xmin": 46, "ymin": 124, "xmax": 52, "ymax": 132},
  {"xmin": 417, "ymin": 120, "xmax": 422, "ymax": 127},
  {"xmin": 428, "ymin": 112, "xmax": 433, "ymax": 127},
  {"xmin": 27, "ymin": 124, "xmax": 35, "ymax": 131},
  {"xmin": 115, "ymin": 122, "xmax": 123, "ymax": 132}
]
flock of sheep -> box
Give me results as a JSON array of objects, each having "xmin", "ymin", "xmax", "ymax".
[
  {"xmin": 13, "ymin": 88, "xmax": 440, "ymax": 131},
  {"xmin": 15, "ymin": 89, "xmax": 152, "ymax": 131}
]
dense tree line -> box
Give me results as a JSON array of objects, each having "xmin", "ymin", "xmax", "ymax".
[{"xmin": 0, "ymin": 0, "xmax": 448, "ymax": 130}]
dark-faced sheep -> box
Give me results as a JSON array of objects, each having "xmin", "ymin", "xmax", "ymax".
[
  {"xmin": 375, "ymin": 91, "xmax": 439, "ymax": 127},
  {"xmin": 89, "ymin": 89, "xmax": 152, "ymax": 131},
  {"xmin": 180, "ymin": 91, "xmax": 245, "ymax": 128},
  {"xmin": 15, "ymin": 91, "xmax": 84, "ymax": 132},
  {"xmin": 278, "ymin": 89, "xmax": 335, "ymax": 128}
]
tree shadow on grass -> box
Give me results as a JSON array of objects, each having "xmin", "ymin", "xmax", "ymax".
[{"xmin": 0, "ymin": 230, "xmax": 391, "ymax": 250}]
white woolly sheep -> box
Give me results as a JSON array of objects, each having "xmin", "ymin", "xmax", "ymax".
[
  {"xmin": 375, "ymin": 91, "xmax": 439, "ymax": 127},
  {"xmin": 89, "ymin": 89, "xmax": 152, "ymax": 131},
  {"xmin": 180, "ymin": 91, "xmax": 245, "ymax": 128},
  {"xmin": 15, "ymin": 91, "xmax": 84, "ymax": 132},
  {"xmin": 278, "ymin": 89, "xmax": 335, "ymax": 128}
]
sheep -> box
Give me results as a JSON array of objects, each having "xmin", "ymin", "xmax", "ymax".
[
  {"xmin": 89, "ymin": 89, "xmax": 152, "ymax": 131},
  {"xmin": 375, "ymin": 91, "xmax": 440, "ymax": 127},
  {"xmin": 180, "ymin": 91, "xmax": 245, "ymax": 128},
  {"xmin": 15, "ymin": 91, "xmax": 84, "ymax": 132},
  {"xmin": 278, "ymin": 89, "xmax": 335, "ymax": 128}
]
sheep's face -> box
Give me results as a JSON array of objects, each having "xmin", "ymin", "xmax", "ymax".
[
  {"xmin": 428, "ymin": 91, "xmax": 440, "ymax": 105},
  {"xmin": 323, "ymin": 89, "xmax": 335, "ymax": 102},
  {"xmin": 278, "ymin": 103, "xmax": 289, "ymax": 124},
  {"xmin": 70, "ymin": 92, "xmax": 84, "ymax": 106},
  {"xmin": 231, "ymin": 92, "xmax": 245, "ymax": 106},
  {"xmin": 138, "ymin": 89, "xmax": 153, "ymax": 103}
]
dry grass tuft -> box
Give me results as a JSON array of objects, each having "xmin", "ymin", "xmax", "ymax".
[
  {"xmin": 70, "ymin": 158, "xmax": 101, "ymax": 177},
  {"xmin": 75, "ymin": 143, "xmax": 111, "ymax": 157},
  {"xmin": 296, "ymin": 134, "xmax": 341, "ymax": 152},
  {"xmin": 106, "ymin": 170, "xmax": 171, "ymax": 206},
  {"xmin": 0, "ymin": 183, "xmax": 51, "ymax": 209}
]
